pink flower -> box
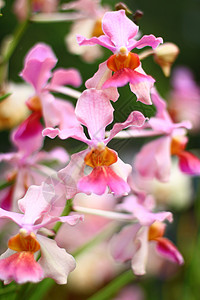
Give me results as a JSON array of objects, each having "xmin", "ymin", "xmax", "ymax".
[
  {"xmin": 14, "ymin": 0, "xmax": 58, "ymax": 21},
  {"xmin": 43, "ymin": 88, "xmax": 146, "ymax": 197},
  {"xmin": 21, "ymin": 43, "xmax": 81, "ymax": 128},
  {"xmin": 0, "ymin": 184, "xmax": 83, "ymax": 284},
  {"xmin": 133, "ymin": 89, "xmax": 200, "ymax": 181},
  {"xmin": 77, "ymin": 10, "xmax": 163, "ymax": 104},
  {"xmin": 0, "ymin": 112, "xmax": 69, "ymax": 210},
  {"xmin": 64, "ymin": 0, "xmax": 109, "ymax": 62},
  {"xmin": 168, "ymin": 67, "xmax": 200, "ymax": 131},
  {"xmin": 110, "ymin": 213, "xmax": 183, "ymax": 275}
]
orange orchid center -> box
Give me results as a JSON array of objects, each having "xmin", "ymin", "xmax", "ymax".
[
  {"xmin": 107, "ymin": 47, "xmax": 140, "ymax": 72},
  {"xmin": 27, "ymin": 95, "xmax": 42, "ymax": 112},
  {"xmin": 91, "ymin": 19, "xmax": 104, "ymax": 38},
  {"xmin": 8, "ymin": 229, "xmax": 40, "ymax": 253},
  {"xmin": 148, "ymin": 221, "xmax": 166, "ymax": 241},
  {"xmin": 171, "ymin": 135, "xmax": 187, "ymax": 155},
  {"xmin": 84, "ymin": 145, "xmax": 117, "ymax": 168}
]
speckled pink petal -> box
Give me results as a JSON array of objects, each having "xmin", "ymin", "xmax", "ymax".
[
  {"xmin": 0, "ymin": 252, "xmax": 44, "ymax": 284},
  {"xmin": 102, "ymin": 10, "xmax": 138, "ymax": 51},
  {"xmin": 75, "ymin": 89, "xmax": 114, "ymax": 141}
]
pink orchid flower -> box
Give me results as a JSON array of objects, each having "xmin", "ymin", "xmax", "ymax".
[
  {"xmin": 77, "ymin": 10, "xmax": 163, "ymax": 104},
  {"xmin": 21, "ymin": 43, "xmax": 81, "ymax": 128},
  {"xmin": 0, "ymin": 112, "xmax": 69, "ymax": 211},
  {"xmin": 168, "ymin": 66, "xmax": 200, "ymax": 131},
  {"xmin": 133, "ymin": 89, "xmax": 200, "ymax": 181},
  {"xmin": 64, "ymin": 0, "xmax": 109, "ymax": 62},
  {"xmin": 14, "ymin": 0, "xmax": 58, "ymax": 21},
  {"xmin": 110, "ymin": 194, "xmax": 183, "ymax": 275},
  {"xmin": 0, "ymin": 184, "xmax": 83, "ymax": 284},
  {"xmin": 43, "ymin": 88, "xmax": 146, "ymax": 196}
]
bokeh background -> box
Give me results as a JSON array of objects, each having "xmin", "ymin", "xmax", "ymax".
[{"xmin": 0, "ymin": 1, "xmax": 200, "ymax": 299}]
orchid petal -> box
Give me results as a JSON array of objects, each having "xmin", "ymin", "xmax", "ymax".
[
  {"xmin": 106, "ymin": 111, "xmax": 146, "ymax": 144},
  {"xmin": 117, "ymin": 195, "xmax": 173, "ymax": 226},
  {"xmin": 85, "ymin": 61, "xmax": 119, "ymax": 102},
  {"xmin": 77, "ymin": 34, "xmax": 116, "ymax": 52},
  {"xmin": 18, "ymin": 184, "xmax": 54, "ymax": 226},
  {"xmin": 0, "ymin": 252, "xmax": 44, "ymax": 284},
  {"xmin": 129, "ymin": 34, "xmax": 163, "ymax": 50},
  {"xmin": 156, "ymin": 237, "xmax": 184, "ymax": 265},
  {"xmin": 134, "ymin": 136, "xmax": 172, "ymax": 182},
  {"xmin": 38, "ymin": 235, "xmax": 76, "ymax": 284},
  {"xmin": 131, "ymin": 226, "xmax": 149, "ymax": 275},
  {"xmin": 110, "ymin": 223, "xmax": 141, "ymax": 262},
  {"xmin": 78, "ymin": 167, "xmax": 108, "ymax": 195},
  {"xmin": 178, "ymin": 151, "xmax": 200, "ymax": 175},
  {"xmin": 0, "ymin": 208, "xmax": 23, "ymax": 227},
  {"xmin": 75, "ymin": 89, "xmax": 114, "ymax": 141},
  {"xmin": 11, "ymin": 112, "xmax": 43, "ymax": 155},
  {"xmin": 48, "ymin": 68, "xmax": 82, "ymax": 89},
  {"xmin": 21, "ymin": 43, "xmax": 57, "ymax": 92},
  {"xmin": 102, "ymin": 10, "xmax": 138, "ymax": 51},
  {"xmin": 58, "ymin": 150, "xmax": 87, "ymax": 199}
]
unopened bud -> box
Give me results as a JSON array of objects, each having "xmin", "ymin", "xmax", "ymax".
[{"xmin": 154, "ymin": 43, "xmax": 180, "ymax": 77}]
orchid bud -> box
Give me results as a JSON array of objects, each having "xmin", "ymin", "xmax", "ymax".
[{"xmin": 154, "ymin": 42, "xmax": 180, "ymax": 77}]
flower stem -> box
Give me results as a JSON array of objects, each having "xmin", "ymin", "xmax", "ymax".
[{"xmin": 87, "ymin": 269, "xmax": 135, "ymax": 300}]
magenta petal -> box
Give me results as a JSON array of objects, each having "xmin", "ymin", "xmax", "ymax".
[
  {"xmin": 11, "ymin": 112, "xmax": 43, "ymax": 155},
  {"xmin": 103, "ymin": 68, "xmax": 154, "ymax": 105},
  {"xmin": 106, "ymin": 167, "xmax": 130, "ymax": 195},
  {"xmin": 49, "ymin": 68, "xmax": 82, "ymax": 88},
  {"xmin": 102, "ymin": 69, "xmax": 132, "ymax": 88},
  {"xmin": 78, "ymin": 166, "xmax": 130, "ymax": 196},
  {"xmin": 156, "ymin": 237, "xmax": 184, "ymax": 265},
  {"xmin": 75, "ymin": 89, "xmax": 114, "ymax": 141},
  {"xmin": 78, "ymin": 167, "xmax": 108, "ymax": 195},
  {"xmin": 178, "ymin": 151, "xmax": 200, "ymax": 175},
  {"xmin": 21, "ymin": 43, "xmax": 57, "ymax": 92},
  {"xmin": 0, "ymin": 252, "xmax": 44, "ymax": 284}
]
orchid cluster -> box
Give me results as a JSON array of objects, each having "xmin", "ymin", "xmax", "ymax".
[{"xmin": 0, "ymin": 1, "xmax": 200, "ymax": 299}]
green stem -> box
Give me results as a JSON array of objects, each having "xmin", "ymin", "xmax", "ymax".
[
  {"xmin": 0, "ymin": 180, "xmax": 14, "ymax": 190},
  {"xmin": 73, "ymin": 221, "xmax": 117, "ymax": 257},
  {"xmin": 1, "ymin": 19, "xmax": 29, "ymax": 64},
  {"xmin": 88, "ymin": 269, "xmax": 135, "ymax": 300},
  {"xmin": 52, "ymin": 199, "xmax": 73, "ymax": 234},
  {"xmin": 0, "ymin": 19, "xmax": 29, "ymax": 86}
]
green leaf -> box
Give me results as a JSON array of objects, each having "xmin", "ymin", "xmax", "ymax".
[{"xmin": 0, "ymin": 93, "xmax": 12, "ymax": 102}]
